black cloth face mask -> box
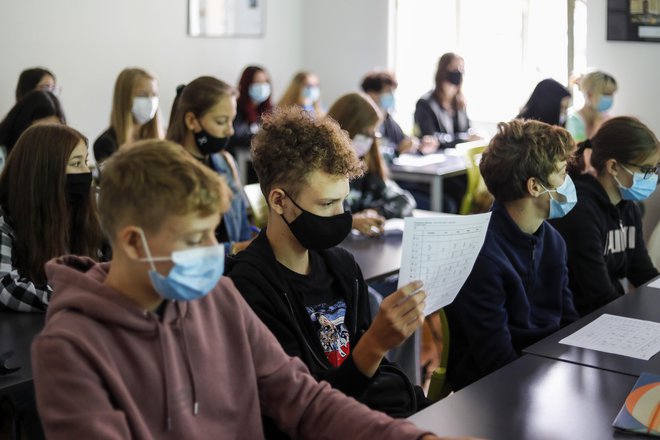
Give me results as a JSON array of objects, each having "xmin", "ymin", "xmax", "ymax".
[
  {"xmin": 280, "ymin": 191, "xmax": 352, "ymax": 250},
  {"xmin": 194, "ymin": 128, "xmax": 230, "ymax": 155},
  {"xmin": 447, "ymin": 71, "xmax": 463, "ymax": 86},
  {"xmin": 65, "ymin": 172, "xmax": 92, "ymax": 201}
]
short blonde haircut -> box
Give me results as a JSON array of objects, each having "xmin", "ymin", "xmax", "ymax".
[
  {"xmin": 99, "ymin": 139, "xmax": 225, "ymax": 240},
  {"xmin": 578, "ymin": 71, "xmax": 617, "ymax": 98}
]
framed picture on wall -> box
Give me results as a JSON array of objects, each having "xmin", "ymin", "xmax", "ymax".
[
  {"xmin": 608, "ymin": 0, "xmax": 660, "ymax": 42},
  {"xmin": 189, "ymin": 0, "xmax": 265, "ymax": 38}
]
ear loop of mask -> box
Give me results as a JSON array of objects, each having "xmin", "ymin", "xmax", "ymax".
[
  {"xmin": 136, "ymin": 229, "xmax": 171, "ymax": 272},
  {"xmin": 613, "ymin": 164, "xmax": 633, "ymax": 188}
]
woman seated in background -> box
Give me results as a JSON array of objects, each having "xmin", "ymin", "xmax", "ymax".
[
  {"xmin": 229, "ymin": 65, "xmax": 274, "ymax": 149},
  {"xmin": 566, "ymin": 70, "xmax": 617, "ymax": 142},
  {"xmin": 278, "ymin": 71, "xmax": 324, "ymax": 118},
  {"xmin": 94, "ymin": 67, "xmax": 162, "ymax": 165},
  {"xmin": 327, "ymin": 93, "xmax": 416, "ymax": 237},
  {"xmin": 167, "ymin": 76, "xmax": 254, "ymax": 254},
  {"xmin": 414, "ymin": 52, "xmax": 480, "ymax": 151},
  {"xmin": 551, "ymin": 116, "xmax": 659, "ymax": 316},
  {"xmin": 15, "ymin": 67, "xmax": 59, "ymax": 100},
  {"xmin": 0, "ymin": 124, "xmax": 103, "ymax": 312},
  {"xmin": 517, "ymin": 78, "xmax": 571, "ymax": 127},
  {"xmin": 0, "ymin": 90, "xmax": 66, "ymax": 170}
]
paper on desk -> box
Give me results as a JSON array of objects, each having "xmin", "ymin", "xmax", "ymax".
[
  {"xmin": 647, "ymin": 276, "xmax": 660, "ymax": 289},
  {"xmin": 559, "ymin": 314, "xmax": 660, "ymax": 360},
  {"xmin": 397, "ymin": 213, "xmax": 491, "ymax": 315},
  {"xmin": 393, "ymin": 153, "xmax": 446, "ymax": 167}
]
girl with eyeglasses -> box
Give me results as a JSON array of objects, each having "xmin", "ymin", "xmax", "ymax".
[{"xmin": 551, "ymin": 116, "xmax": 660, "ymax": 316}]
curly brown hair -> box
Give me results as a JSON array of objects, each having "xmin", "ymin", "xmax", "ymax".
[
  {"xmin": 480, "ymin": 119, "xmax": 574, "ymax": 203},
  {"xmin": 251, "ymin": 106, "xmax": 364, "ymax": 198}
]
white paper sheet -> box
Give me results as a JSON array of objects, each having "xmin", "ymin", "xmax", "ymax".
[
  {"xmin": 647, "ymin": 277, "xmax": 660, "ymax": 289},
  {"xmin": 393, "ymin": 153, "xmax": 447, "ymax": 167},
  {"xmin": 559, "ymin": 314, "xmax": 660, "ymax": 360},
  {"xmin": 397, "ymin": 213, "xmax": 491, "ymax": 315}
]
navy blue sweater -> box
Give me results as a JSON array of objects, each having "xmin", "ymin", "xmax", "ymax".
[{"xmin": 446, "ymin": 202, "xmax": 578, "ymax": 390}]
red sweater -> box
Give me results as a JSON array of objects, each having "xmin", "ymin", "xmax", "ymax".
[{"xmin": 32, "ymin": 256, "xmax": 431, "ymax": 439}]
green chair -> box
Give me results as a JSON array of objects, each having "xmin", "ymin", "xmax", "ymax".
[
  {"xmin": 426, "ymin": 308, "xmax": 452, "ymax": 401},
  {"xmin": 455, "ymin": 140, "xmax": 491, "ymax": 215}
]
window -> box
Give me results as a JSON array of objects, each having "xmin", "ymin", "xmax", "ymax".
[{"xmin": 394, "ymin": 0, "xmax": 579, "ymax": 135}]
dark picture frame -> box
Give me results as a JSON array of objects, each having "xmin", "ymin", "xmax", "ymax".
[{"xmin": 607, "ymin": 0, "xmax": 660, "ymax": 42}]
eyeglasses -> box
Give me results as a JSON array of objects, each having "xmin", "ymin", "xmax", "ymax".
[{"xmin": 623, "ymin": 162, "xmax": 660, "ymax": 179}]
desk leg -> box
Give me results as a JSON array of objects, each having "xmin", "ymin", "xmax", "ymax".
[{"xmin": 430, "ymin": 177, "xmax": 443, "ymax": 212}]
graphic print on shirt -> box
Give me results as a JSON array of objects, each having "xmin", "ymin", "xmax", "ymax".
[
  {"xmin": 306, "ymin": 299, "xmax": 350, "ymax": 367},
  {"xmin": 604, "ymin": 225, "xmax": 636, "ymax": 255}
]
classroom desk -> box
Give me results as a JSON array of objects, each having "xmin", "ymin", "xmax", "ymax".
[
  {"xmin": 409, "ymin": 355, "xmax": 643, "ymax": 440},
  {"xmin": 523, "ymin": 284, "xmax": 660, "ymax": 377},
  {"xmin": 0, "ymin": 313, "xmax": 44, "ymax": 394},
  {"xmin": 390, "ymin": 152, "xmax": 467, "ymax": 212}
]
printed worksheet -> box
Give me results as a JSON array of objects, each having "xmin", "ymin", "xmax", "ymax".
[
  {"xmin": 559, "ymin": 314, "xmax": 660, "ymax": 360},
  {"xmin": 397, "ymin": 213, "xmax": 491, "ymax": 315},
  {"xmin": 647, "ymin": 276, "xmax": 660, "ymax": 289}
]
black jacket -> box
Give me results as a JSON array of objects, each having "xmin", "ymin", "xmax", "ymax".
[
  {"xmin": 93, "ymin": 127, "xmax": 117, "ymax": 164},
  {"xmin": 550, "ymin": 174, "xmax": 659, "ymax": 316},
  {"xmin": 413, "ymin": 91, "xmax": 470, "ymax": 149},
  {"xmin": 225, "ymin": 231, "xmax": 376, "ymax": 396}
]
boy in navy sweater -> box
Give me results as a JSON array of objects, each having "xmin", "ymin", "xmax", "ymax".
[{"xmin": 446, "ymin": 119, "xmax": 578, "ymax": 390}]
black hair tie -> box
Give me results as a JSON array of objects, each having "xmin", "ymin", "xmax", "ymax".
[
  {"xmin": 176, "ymin": 84, "xmax": 186, "ymax": 95},
  {"xmin": 577, "ymin": 138, "xmax": 591, "ymax": 154}
]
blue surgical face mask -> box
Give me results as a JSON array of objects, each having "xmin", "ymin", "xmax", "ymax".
[
  {"xmin": 597, "ymin": 95, "xmax": 613, "ymax": 113},
  {"xmin": 352, "ymin": 134, "xmax": 374, "ymax": 157},
  {"xmin": 380, "ymin": 92, "xmax": 395, "ymax": 112},
  {"xmin": 138, "ymin": 229, "xmax": 224, "ymax": 301},
  {"xmin": 302, "ymin": 86, "xmax": 320, "ymax": 107},
  {"xmin": 248, "ymin": 82, "xmax": 271, "ymax": 105},
  {"xmin": 615, "ymin": 165, "xmax": 658, "ymax": 201},
  {"xmin": 540, "ymin": 175, "xmax": 578, "ymax": 219}
]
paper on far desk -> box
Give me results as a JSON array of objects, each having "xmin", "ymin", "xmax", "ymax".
[
  {"xmin": 559, "ymin": 314, "xmax": 660, "ymax": 360},
  {"xmin": 647, "ymin": 276, "xmax": 660, "ymax": 289},
  {"xmin": 393, "ymin": 153, "xmax": 446, "ymax": 167},
  {"xmin": 397, "ymin": 213, "xmax": 491, "ymax": 315}
]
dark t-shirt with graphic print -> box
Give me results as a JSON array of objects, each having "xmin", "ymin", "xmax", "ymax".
[{"xmin": 279, "ymin": 253, "xmax": 350, "ymax": 367}]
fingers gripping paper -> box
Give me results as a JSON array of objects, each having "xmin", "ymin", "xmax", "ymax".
[{"xmin": 398, "ymin": 213, "xmax": 491, "ymax": 315}]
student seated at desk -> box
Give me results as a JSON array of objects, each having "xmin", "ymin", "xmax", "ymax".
[
  {"xmin": 15, "ymin": 67, "xmax": 59, "ymax": 101},
  {"xmin": 517, "ymin": 78, "xmax": 571, "ymax": 127},
  {"xmin": 565, "ymin": 70, "xmax": 617, "ymax": 143},
  {"xmin": 228, "ymin": 65, "xmax": 274, "ymax": 150},
  {"xmin": 551, "ymin": 117, "xmax": 659, "ymax": 316},
  {"xmin": 327, "ymin": 93, "xmax": 416, "ymax": 237},
  {"xmin": 167, "ymin": 76, "xmax": 253, "ymax": 255},
  {"xmin": 0, "ymin": 124, "xmax": 102, "ymax": 312},
  {"xmin": 226, "ymin": 107, "xmax": 431, "ymax": 438},
  {"xmin": 94, "ymin": 67, "xmax": 162, "ymax": 165},
  {"xmin": 446, "ymin": 119, "xmax": 578, "ymax": 390},
  {"xmin": 31, "ymin": 140, "xmax": 447, "ymax": 440},
  {"xmin": 278, "ymin": 71, "xmax": 325, "ymax": 118}
]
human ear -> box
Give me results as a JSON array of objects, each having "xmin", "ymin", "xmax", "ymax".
[
  {"xmin": 526, "ymin": 177, "xmax": 545, "ymax": 197},
  {"xmin": 184, "ymin": 112, "xmax": 200, "ymax": 132},
  {"xmin": 605, "ymin": 158, "xmax": 619, "ymax": 177},
  {"xmin": 115, "ymin": 226, "xmax": 146, "ymax": 260},
  {"xmin": 268, "ymin": 188, "xmax": 287, "ymax": 215}
]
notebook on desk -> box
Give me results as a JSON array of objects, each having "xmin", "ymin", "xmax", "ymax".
[{"xmin": 613, "ymin": 372, "xmax": 660, "ymax": 436}]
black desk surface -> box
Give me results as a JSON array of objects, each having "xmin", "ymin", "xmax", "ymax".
[
  {"xmin": 340, "ymin": 231, "xmax": 402, "ymax": 282},
  {"xmin": 0, "ymin": 312, "xmax": 44, "ymax": 394},
  {"xmin": 409, "ymin": 355, "xmax": 644, "ymax": 440},
  {"xmin": 523, "ymin": 285, "xmax": 660, "ymax": 377}
]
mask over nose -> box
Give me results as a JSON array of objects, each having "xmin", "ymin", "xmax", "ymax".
[
  {"xmin": 615, "ymin": 165, "xmax": 658, "ymax": 201},
  {"xmin": 539, "ymin": 175, "xmax": 578, "ymax": 219}
]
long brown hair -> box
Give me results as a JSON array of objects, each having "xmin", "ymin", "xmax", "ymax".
[
  {"xmin": 327, "ymin": 93, "xmax": 387, "ymax": 180},
  {"xmin": 237, "ymin": 66, "xmax": 273, "ymax": 124},
  {"xmin": 166, "ymin": 76, "xmax": 237, "ymax": 144},
  {"xmin": 434, "ymin": 52, "xmax": 466, "ymax": 111},
  {"xmin": 570, "ymin": 116, "xmax": 658, "ymax": 175},
  {"xmin": 0, "ymin": 124, "xmax": 103, "ymax": 286},
  {"xmin": 110, "ymin": 68, "xmax": 162, "ymax": 147}
]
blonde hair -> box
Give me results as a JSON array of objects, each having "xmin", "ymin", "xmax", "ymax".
[
  {"xmin": 578, "ymin": 71, "xmax": 617, "ymax": 99},
  {"xmin": 99, "ymin": 139, "xmax": 225, "ymax": 240},
  {"xmin": 278, "ymin": 71, "xmax": 324, "ymax": 116},
  {"xmin": 326, "ymin": 93, "xmax": 387, "ymax": 180},
  {"xmin": 110, "ymin": 68, "xmax": 162, "ymax": 147}
]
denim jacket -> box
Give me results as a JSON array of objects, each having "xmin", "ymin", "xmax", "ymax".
[{"xmin": 209, "ymin": 152, "xmax": 253, "ymax": 254}]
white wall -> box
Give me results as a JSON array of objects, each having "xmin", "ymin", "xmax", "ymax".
[
  {"xmin": 301, "ymin": 0, "xmax": 393, "ymax": 111},
  {"xmin": 0, "ymin": 0, "xmax": 303, "ymax": 157},
  {"xmin": 585, "ymin": 0, "xmax": 660, "ymax": 135}
]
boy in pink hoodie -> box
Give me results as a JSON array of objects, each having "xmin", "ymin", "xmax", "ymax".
[{"xmin": 30, "ymin": 140, "xmax": 459, "ymax": 439}]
